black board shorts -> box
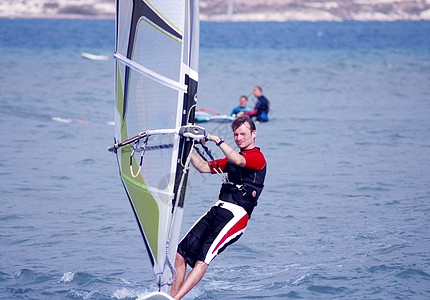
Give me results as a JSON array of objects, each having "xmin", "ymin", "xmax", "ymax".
[{"xmin": 177, "ymin": 200, "xmax": 249, "ymax": 268}]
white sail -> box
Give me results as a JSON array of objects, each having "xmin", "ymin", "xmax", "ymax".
[{"xmin": 111, "ymin": 0, "xmax": 200, "ymax": 294}]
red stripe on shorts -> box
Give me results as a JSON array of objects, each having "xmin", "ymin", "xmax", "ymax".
[{"xmin": 212, "ymin": 214, "xmax": 249, "ymax": 254}]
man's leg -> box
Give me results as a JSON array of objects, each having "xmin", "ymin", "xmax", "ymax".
[
  {"xmin": 170, "ymin": 253, "xmax": 187, "ymax": 297},
  {"xmin": 171, "ymin": 260, "xmax": 208, "ymax": 300}
]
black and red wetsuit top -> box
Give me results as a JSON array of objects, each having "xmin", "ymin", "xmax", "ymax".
[{"xmin": 209, "ymin": 147, "xmax": 267, "ymax": 216}]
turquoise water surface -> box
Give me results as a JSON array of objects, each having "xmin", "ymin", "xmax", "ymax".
[{"xmin": 1, "ymin": 19, "xmax": 430, "ymax": 299}]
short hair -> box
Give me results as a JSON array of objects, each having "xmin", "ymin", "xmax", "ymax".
[{"xmin": 232, "ymin": 115, "xmax": 256, "ymax": 132}]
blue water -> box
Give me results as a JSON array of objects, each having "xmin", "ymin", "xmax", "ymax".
[{"xmin": 1, "ymin": 19, "xmax": 430, "ymax": 299}]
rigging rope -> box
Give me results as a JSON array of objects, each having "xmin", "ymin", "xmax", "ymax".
[{"xmin": 194, "ymin": 143, "xmax": 228, "ymax": 183}]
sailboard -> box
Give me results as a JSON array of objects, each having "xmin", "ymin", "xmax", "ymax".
[
  {"xmin": 109, "ymin": 0, "xmax": 203, "ymax": 297},
  {"xmin": 195, "ymin": 109, "xmax": 235, "ymax": 123},
  {"xmin": 81, "ymin": 52, "xmax": 110, "ymax": 60}
]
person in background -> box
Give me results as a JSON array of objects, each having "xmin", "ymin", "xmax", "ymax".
[
  {"xmin": 230, "ymin": 95, "xmax": 250, "ymax": 116},
  {"xmin": 244, "ymin": 86, "xmax": 270, "ymax": 122},
  {"xmin": 170, "ymin": 115, "xmax": 267, "ymax": 300}
]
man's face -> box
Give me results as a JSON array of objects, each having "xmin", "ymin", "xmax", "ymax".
[
  {"xmin": 253, "ymin": 87, "xmax": 262, "ymax": 98},
  {"xmin": 239, "ymin": 97, "xmax": 247, "ymax": 107},
  {"xmin": 233, "ymin": 123, "xmax": 256, "ymax": 150}
]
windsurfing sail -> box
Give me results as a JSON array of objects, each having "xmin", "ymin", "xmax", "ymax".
[{"xmin": 110, "ymin": 0, "xmax": 202, "ymax": 293}]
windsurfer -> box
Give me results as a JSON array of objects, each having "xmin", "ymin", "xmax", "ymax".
[
  {"xmin": 230, "ymin": 95, "xmax": 250, "ymax": 116},
  {"xmin": 170, "ymin": 115, "xmax": 267, "ymax": 300},
  {"xmin": 244, "ymin": 86, "xmax": 270, "ymax": 122}
]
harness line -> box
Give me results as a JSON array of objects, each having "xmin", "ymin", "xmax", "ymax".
[{"xmin": 129, "ymin": 134, "xmax": 148, "ymax": 178}]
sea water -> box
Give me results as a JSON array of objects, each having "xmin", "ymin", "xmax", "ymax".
[{"xmin": 1, "ymin": 19, "xmax": 429, "ymax": 299}]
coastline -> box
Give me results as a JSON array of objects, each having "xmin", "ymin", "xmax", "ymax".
[
  {"xmin": 3, "ymin": 14, "xmax": 430, "ymax": 22},
  {"xmin": 0, "ymin": 0, "xmax": 429, "ymax": 21}
]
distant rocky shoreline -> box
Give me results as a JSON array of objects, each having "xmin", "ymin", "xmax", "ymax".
[{"xmin": 1, "ymin": 0, "xmax": 429, "ymax": 21}]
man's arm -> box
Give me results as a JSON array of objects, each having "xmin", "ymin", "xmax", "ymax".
[
  {"xmin": 190, "ymin": 150, "xmax": 211, "ymax": 173},
  {"xmin": 207, "ymin": 134, "xmax": 246, "ymax": 167},
  {"xmin": 243, "ymin": 108, "xmax": 258, "ymax": 117}
]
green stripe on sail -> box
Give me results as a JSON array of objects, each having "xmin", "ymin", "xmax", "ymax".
[
  {"xmin": 116, "ymin": 64, "xmax": 125, "ymax": 120},
  {"xmin": 122, "ymin": 171, "xmax": 160, "ymax": 259},
  {"xmin": 117, "ymin": 66, "xmax": 160, "ymax": 260}
]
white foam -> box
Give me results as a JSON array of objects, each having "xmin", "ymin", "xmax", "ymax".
[
  {"xmin": 59, "ymin": 271, "xmax": 75, "ymax": 283},
  {"xmin": 113, "ymin": 287, "xmax": 137, "ymax": 299},
  {"xmin": 52, "ymin": 117, "xmax": 72, "ymax": 123}
]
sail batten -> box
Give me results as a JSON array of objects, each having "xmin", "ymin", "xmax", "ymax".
[
  {"xmin": 112, "ymin": 0, "xmax": 200, "ymax": 293},
  {"xmin": 115, "ymin": 53, "xmax": 187, "ymax": 92}
]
